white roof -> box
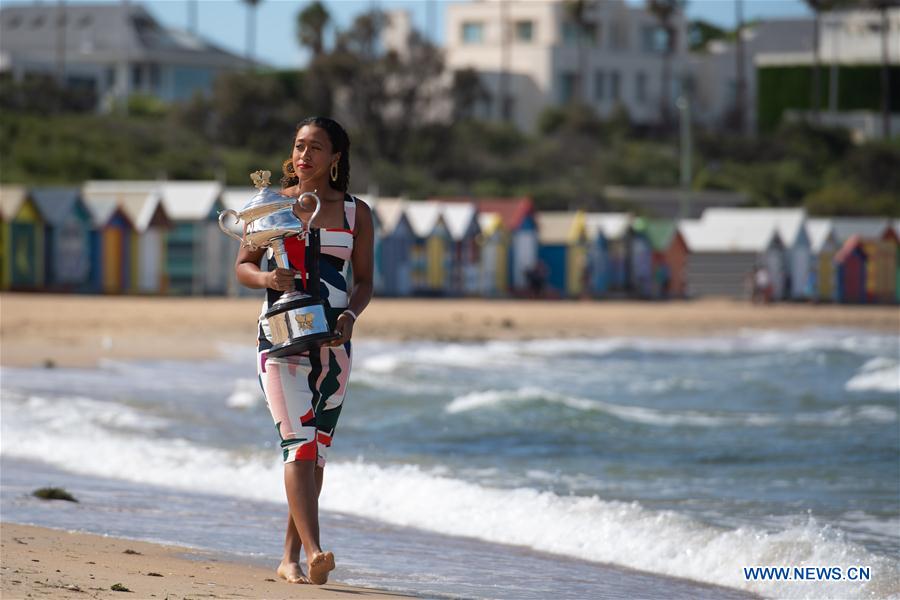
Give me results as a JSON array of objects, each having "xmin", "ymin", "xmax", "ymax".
[
  {"xmin": 680, "ymin": 217, "xmax": 781, "ymax": 252},
  {"xmin": 404, "ymin": 201, "xmax": 444, "ymax": 238},
  {"xmin": 806, "ymin": 218, "xmax": 836, "ymax": 253},
  {"xmin": 82, "ymin": 181, "xmax": 162, "ymax": 231},
  {"xmin": 0, "ymin": 185, "xmax": 26, "ymax": 220},
  {"xmin": 158, "ymin": 181, "xmax": 222, "ymax": 221},
  {"xmin": 537, "ymin": 212, "xmax": 579, "ymax": 244},
  {"xmin": 830, "ymin": 217, "xmax": 892, "ymax": 242},
  {"xmin": 82, "ymin": 197, "xmax": 125, "ymax": 228},
  {"xmin": 440, "ymin": 202, "xmax": 479, "ymax": 241},
  {"xmin": 221, "ymin": 187, "xmax": 253, "ymax": 212},
  {"xmin": 701, "ymin": 208, "xmax": 807, "ymax": 247},
  {"xmin": 371, "ymin": 197, "xmax": 408, "ymax": 236},
  {"xmin": 584, "ymin": 212, "xmax": 631, "ymax": 240}
]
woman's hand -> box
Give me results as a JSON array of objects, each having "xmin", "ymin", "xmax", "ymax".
[
  {"xmin": 329, "ymin": 312, "xmax": 355, "ymax": 346},
  {"xmin": 266, "ymin": 268, "xmax": 295, "ymax": 292}
]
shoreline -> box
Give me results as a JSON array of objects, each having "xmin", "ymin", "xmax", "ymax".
[
  {"xmin": 1, "ymin": 522, "xmax": 411, "ymax": 599},
  {"xmin": 1, "ymin": 293, "xmax": 897, "ymax": 368}
]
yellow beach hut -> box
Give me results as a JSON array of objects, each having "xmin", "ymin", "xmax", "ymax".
[
  {"xmin": 406, "ymin": 201, "xmax": 451, "ymax": 295},
  {"xmin": 536, "ymin": 211, "xmax": 588, "ymax": 298},
  {"xmin": 806, "ymin": 219, "xmax": 839, "ymax": 301},
  {"xmin": 1, "ymin": 185, "xmax": 44, "ymax": 290},
  {"xmin": 477, "ymin": 212, "xmax": 508, "ymax": 297}
]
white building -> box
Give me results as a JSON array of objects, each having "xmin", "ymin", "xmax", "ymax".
[
  {"xmin": 444, "ymin": 0, "xmax": 689, "ymax": 131},
  {"xmin": 0, "ymin": 3, "xmax": 252, "ymax": 110}
]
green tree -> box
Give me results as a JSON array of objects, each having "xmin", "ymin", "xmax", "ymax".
[{"xmin": 297, "ymin": 1, "xmax": 330, "ymax": 59}]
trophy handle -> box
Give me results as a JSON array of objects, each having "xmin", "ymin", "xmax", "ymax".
[
  {"xmin": 218, "ymin": 209, "xmax": 243, "ymax": 243},
  {"xmin": 296, "ymin": 191, "xmax": 322, "ymax": 234}
]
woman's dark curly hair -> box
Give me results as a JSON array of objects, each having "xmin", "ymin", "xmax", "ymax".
[{"xmin": 281, "ymin": 117, "xmax": 351, "ymax": 192}]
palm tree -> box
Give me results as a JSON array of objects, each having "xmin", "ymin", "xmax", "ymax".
[
  {"xmin": 243, "ymin": 0, "xmax": 262, "ymax": 68},
  {"xmin": 297, "ymin": 1, "xmax": 330, "ymax": 59},
  {"xmin": 647, "ymin": 0, "xmax": 686, "ymax": 130}
]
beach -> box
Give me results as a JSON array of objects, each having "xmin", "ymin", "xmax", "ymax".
[
  {"xmin": 2, "ymin": 293, "xmax": 898, "ymax": 599},
  {"xmin": 1, "ymin": 293, "xmax": 897, "ymax": 367},
  {"xmin": 1, "ymin": 522, "xmax": 409, "ymax": 599}
]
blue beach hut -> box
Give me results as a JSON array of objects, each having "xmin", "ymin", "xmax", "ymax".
[
  {"xmin": 30, "ymin": 187, "xmax": 93, "ymax": 292},
  {"xmin": 372, "ymin": 198, "xmax": 415, "ymax": 297}
]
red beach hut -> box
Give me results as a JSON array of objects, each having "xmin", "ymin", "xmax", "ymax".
[{"xmin": 834, "ymin": 236, "xmax": 867, "ymax": 304}]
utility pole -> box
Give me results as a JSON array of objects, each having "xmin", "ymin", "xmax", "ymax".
[
  {"xmin": 677, "ymin": 95, "xmax": 692, "ymax": 219},
  {"xmin": 734, "ymin": 0, "xmax": 747, "ymax": 135},
  {"xmin": 499, "ymin": 0, "xmax": 510, "ymax": 122},
  {"xmin": 56, "ymin": 0, "xmax": 66, "ymax": 86},
  {"xmin": 187, "ymin": 0, "xmax": 197, "ymax": 35}
]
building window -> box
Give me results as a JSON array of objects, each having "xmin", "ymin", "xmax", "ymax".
[
  {"xmin": 514, "ymin": 20, "xmax": 534, "ymax": 42},
  {"xmin": 636, "ymin": 71, "xmax": 647, "ymax": 103},
  {"xmin": 611, "ymin": 70, "xmax": 621, "ymax": 102},
  {"xmin": 594, "ymin": 70, "xmax": 606, "ymax": 101},
  {"xmin": 461, "ymin": 21, "xmax": 484, "ymax": 44},
  {"xmin": 641, "ymin": 25, "xmax": 668, "ymax": 53},
  {"xmin": 559, "ymin": 72, "xmax": 578, "ymax": 104},
  {"xmin": 562, "ymin": 21, "xmax": 598, "ymax": 46},
  {"xmin": 131, "ymin": 65, "xmax": 143, "ymax": 89}
]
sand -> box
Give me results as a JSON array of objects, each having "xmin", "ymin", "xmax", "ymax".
[
  {"xmin": 1, "ymin": 292, "xmax": 897, "ymax": 367},
  {"xmin": 0, "ymin": 522, "xmax": 411, "ymax": 599}
]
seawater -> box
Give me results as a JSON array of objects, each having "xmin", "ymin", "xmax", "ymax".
[{"xmin": 1, "ymin": 328, "xmax": 898, "ymax": 600}]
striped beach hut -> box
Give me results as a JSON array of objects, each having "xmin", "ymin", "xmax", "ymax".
[
  {"xmin": 1, "ymin": 185, "xmax": 44, "ymax": 290},
  {"xmin": 807, "ymin": 218, "xmax": 840, "ymax": 301},
  {"xmin": 405, "ymin": 201, "xmax": 451, "ymax": 295},
  {"xmin": 84, "ymin": 198, "xmax": 137, "ymax": 294},
  {"xmin": 834, "ymin": 236, "xmax": 867, "ymax": 304},
  {"xmin": 30, "ymin": 187, "xmax": 93, "ymax": 292},
  {"xmin": 640, "ymin": 219, "xmax": 689, "ymax": 299},
  {"xmin": 536, "ymin": 211, "xmax": 588, "ymax": 298},
  {"xmin": 832, "ymin": 218, "xmax": 895, "ymax": 304},
  {"xmin": 159, "ymin": 181, "xmax": 226, "ymax": 296},
  {"xmin": 584, "ymin": 213, "xmax": 632, "ymax": 293},
  {"xmin": 477, "ymin": 212, "xmax": 508, "ymax": 297},
  {"xmin": 701, "ymin": 208, "xmax": 809, "ymax": 300},
  {"xmin": 680, "ymin": 218, "xmax": 784, "ymax": 299},
  {"xmin": 441, "ymin": 202, "xmax": 481, "ymax": 296},
  {"xmin": 371, "ymin": 198, "xmax": 415, "ymax": 297}
]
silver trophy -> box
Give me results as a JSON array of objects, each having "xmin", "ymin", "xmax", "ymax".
[{"xmin": 219, "ymin": 170, "xmax": 338, "ymax": 357}]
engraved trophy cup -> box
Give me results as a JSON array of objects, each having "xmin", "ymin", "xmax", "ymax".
[{"xmin": 219, "ymin": 170, "xmax": 338, "ymax": 357}]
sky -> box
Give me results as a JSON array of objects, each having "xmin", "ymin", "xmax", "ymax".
[{"xmin": 4, "ymin": 0, "xmax": 814, "ymax": 68}]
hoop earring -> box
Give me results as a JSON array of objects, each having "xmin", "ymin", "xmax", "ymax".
[{"xmin": 330, "ymin": 162, "xmax": 338, "ymax": 182}]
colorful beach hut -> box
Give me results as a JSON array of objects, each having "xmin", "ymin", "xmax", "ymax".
[
  {"xmin": 887, "ymin": 222, "xmax": 900, "ymax": 303},
  {"xmin": 536, "ymin": 211, "xmax": 588, "ymax": 298},
  {"xmin": 806, "ymin": 218, "xmax": 839, "ymax": 301},
  {"xmin": 29, "ymin": 188, "xmax": 93, "ymax": 292},
  {"xmin": 584, "ymin": 213, "xmax": 631, "ymax": 293},
  {"xmin": 441, "ymin": 202, "xmax": 481, "ymax": 296},
  {"xmin": 371, "ymin": 198, "xmax": 415, "ymax": 297},
  {"xmin": 406, "ymin": 201, "xmax": 452, "ymax": 295},
  {"xmin": 832, "ymin": 218, "xmax": 895, "ymax": 304},
  {"xmin": 84, "ymin": 198, "xmax": 137, "ymax": 294},
  {"xmin": 1, "ymin": 185, "xmax": 44, "ymax": 290},
  {"xmin": 834, "ymin": 236, "xmax": 867, "ymax": 304},
  {"xmin": 159, "ymin": 181, "xmax": 226, "ymax": 296},
  {"xmin": 639, "ymin": 219, "xmax": 689, "ymax": 299},
  {"xmin": 477, "ymin": 212, "xmax": 508, "ymax": 297}
]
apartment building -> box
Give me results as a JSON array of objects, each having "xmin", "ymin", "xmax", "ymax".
[
  {"xmin": 444, "ymin": 0, "xmax": 689, "ymax": 131},
  {"xmin": 0, "ymin": 3, "xmax": 251, "ymax": 111}
]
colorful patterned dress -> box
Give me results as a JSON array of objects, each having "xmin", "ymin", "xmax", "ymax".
[{"xmin": 256, "ymin": 195, "xmax": 357, "ymax": 466}]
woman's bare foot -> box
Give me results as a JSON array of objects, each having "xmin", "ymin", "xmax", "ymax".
[
  {"xmin": 276, "ymin": 560, "xmax": 310, "ymax": 584},
  {"xmin": 307, "ymin": 551, "xmax": 335, "ymax": 585}
]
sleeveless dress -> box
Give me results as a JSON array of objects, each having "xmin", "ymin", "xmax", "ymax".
[{"xmin": 256, "ymin": 194, "xmax": 357, "ymax": 467}]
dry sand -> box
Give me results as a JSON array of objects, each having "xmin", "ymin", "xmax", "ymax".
[
  {"xmin": 1, "ymin": 293, "xmax": 897, "ymax": 367},
  {"xmin": 0, "ymin": 522, "xmax": 410, "ymax": 599}
]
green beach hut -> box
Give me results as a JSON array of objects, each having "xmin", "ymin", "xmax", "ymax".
[{"xmin": 1, "ymin": 185, "xmax": 44, "ymax": 290}]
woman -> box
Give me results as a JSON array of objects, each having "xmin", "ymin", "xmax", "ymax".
[{"xmin": 235, "ymin": 117, "xmax": 374, "ymax": 585}]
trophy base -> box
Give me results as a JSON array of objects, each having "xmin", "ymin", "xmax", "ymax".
[{"xmin": 265, "ymin": 293, "xmax": 337, "ymax": 358}]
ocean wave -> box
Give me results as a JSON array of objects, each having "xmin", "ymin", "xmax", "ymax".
[
  {"xmin": 444, "ymin": 387, "xmax": 897, "ymax": 427},
  {"xmin": 0, "ymin": 392, "xmax": 895, "ymax": 600},
  {"xmin": 846, "ymin": 358, "xmax": 900, "ymax": 393}
]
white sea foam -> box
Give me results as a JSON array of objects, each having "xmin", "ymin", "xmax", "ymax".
[
  {"xmin": 226, "ymin": 378, "xmax": 264, "ymax": 409},
  {"xmin": 0, "ymin": 390, "xmax": 895, "ymax": 600},
  {"xmin": 846, "ymin": 358, "xmax": 900, "ymax": 393},
  {"xmin": 444, "ymin": 387, "xmax": 897, "ymax": 427}
]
